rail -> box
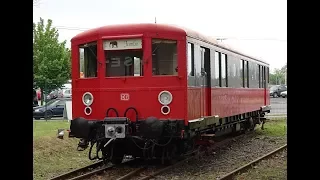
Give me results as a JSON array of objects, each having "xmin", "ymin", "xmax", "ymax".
[{"xmin": 218, "ymin": 144, "xmax": 287, "ymax": 180}]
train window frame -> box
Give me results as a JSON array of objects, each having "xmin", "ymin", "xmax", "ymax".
[
  {"xmin": 240, "ymin": 59, "xmax": 244, "ymax": 88},
  {"xmin": 220, "ymin": 53, "xmax": 228, "ymax": 87},
  {"xmin": 105, "ymin": 49, "xmax": 144, "ymax": 77},
  {"xmin": 258, "ymin": 65, "xmax": 261, "ymax": 88},
  {"xmin": 151, "ymin": 39, "xmax": 178, "ymax": 76},
  {"xmin": 263, "ymin": 66, "xmax": 266, "ymax": 88},
  {"xmin": 260, "ymin": 65, "xmax": 263, "ymax": 88},
  {"xmin": 267, "ymin": 67, "xmax": 270, "ymax": 83},
  {"xmin": 242, "ymin": 59, "xmax": 249, "ymax": 88},
  {"xmin": 78, "ymin": 42, "xmax": 98, "ymax": 79},
  {"xmin": 187, "ymin": 42, "xmax": 195, "ymax": 76},
  {"xmin": 214, "ymin": 51, "xmax": 221, "ymax": 87}
]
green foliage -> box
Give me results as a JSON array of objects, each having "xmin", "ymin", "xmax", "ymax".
[
  {"xmin": 269, "ymin": 63, "xmax": 287, "ymax": 85},
  {"xmin": 33, "ymin": 18, "xmax": 71, "ymax": 95}
]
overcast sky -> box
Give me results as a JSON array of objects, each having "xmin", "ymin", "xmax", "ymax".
[{"xmin": 33, "ymin": 0, "xmax": 287, "ymax": 72}]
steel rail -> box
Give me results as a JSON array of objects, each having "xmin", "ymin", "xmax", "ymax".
[{"xmin": 218, "ymin": 144, "xmax": 287, "ymax": 180}]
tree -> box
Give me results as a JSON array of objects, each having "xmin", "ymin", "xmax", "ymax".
[
  {"xmin": 269, "ymin": 63, "xmax": 287, "ymax": 85},
  {"xmin": 33, "ymin": 18, "xmax": 71, "ymax": 104}
]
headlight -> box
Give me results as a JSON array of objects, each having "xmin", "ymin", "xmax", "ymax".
[
  {"xmin": 82, "ymin": 92, "xmax": 94, "ymax": 106},
  {"xmin": 35, "ymin": 109, "xmax": 40, "ymax": 112},
  {"xmin": 158, "ymin": 90, "xmax": 173, "ymax": 105},
  {"xmin": 106, "ymin": 126, "xmax": 116, "ymax": 136}
]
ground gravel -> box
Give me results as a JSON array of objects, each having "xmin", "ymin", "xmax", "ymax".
[
  {"xmin": 90, "ymin": 125, "xmax": 287, "ymax": 180},
  {"xmin": 153, "ymin": 132, "xmax": 286, "ymax": 180}
]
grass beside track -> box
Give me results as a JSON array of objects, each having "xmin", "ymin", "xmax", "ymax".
[
  {"xmin": 33, "ymin": 120, "xmax": 93, "ymax": 180},
  {"xmin": 33, "ymin": 118, "xmax": 287, "ymax": 180},
  {"xmin": 255, "ymin": 117, "xmax": 287, "ymax": 137}
]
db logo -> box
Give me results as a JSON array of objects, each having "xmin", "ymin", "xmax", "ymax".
[{"xmin": 120, "ymin": 93, "xmax": 130, "ymax": 101}]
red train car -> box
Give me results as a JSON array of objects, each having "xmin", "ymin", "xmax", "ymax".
[{"xmin": 69, "ymin": 23, "xmax": 270, "ymax": 164}]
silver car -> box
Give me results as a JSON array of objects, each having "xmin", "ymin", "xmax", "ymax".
[
  {"xmin": 280, "ymin": 90, "xmax": 287, "ymax": 98},
  {"xmin": 58, "ymin": 88, "xmax": 72, "ymax": 98}
]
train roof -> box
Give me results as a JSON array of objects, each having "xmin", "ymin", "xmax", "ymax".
[{"xmin": 72, "ymin": 23, "xmax": 268, "ymax": 65}]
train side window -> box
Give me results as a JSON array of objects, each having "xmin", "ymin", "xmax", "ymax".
[
  {"xmin": 226, "ymin": 56, "xmax": 239, "ymax": 88},
  {"xmin": 266, "ymin": 67, "xmax": 269, "ymax": 84},
  {"xmin": 260, "ymin": 65, "xmax": 263, "ymax": 88},
  {"xmin": 249, "ymin": 62, "xmax": 258, "ymax": 88},
  {"xmin": 258, "ymin": 65, "xmax": 261, "ymax": 88},
  {"xmin": 152, "ymin": 39, "xmax": 177, "ymax": 76},
  {"xmin": 220, "ymin": 53, "xmax": 227, "ymax": 87},
  {"xmin": 79, "ymin": 42, "xmax": 98, "ymax": 78},
  {"xmin": 257, "ymin": 64, "xmax": 260, "ymax": 88},
  {"xmin": 187, "ymin": 42, "xmax": 195, "ymax": 76},
  {"xmin": 214, "ymin": 51, "xmax": 220, "ymax": 87},
  {"xmin": 240, "ymin": 59, "xmax": 244, "ymax": 87},
  {"xmin": 243, "ymin": 60, "xmax": 249, "ymax": 88},
  {"xmin": 262, "ymin": 66, "xmax": 266, "ymax": 88}
]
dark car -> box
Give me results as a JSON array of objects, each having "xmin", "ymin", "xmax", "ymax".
[
  {"xmin": 33, "ymin": 98, "xmax": 71, "ymax": 120},
  {"xmin": 269, "ymin": 85, "xmax": 287, "ymax": 98}
]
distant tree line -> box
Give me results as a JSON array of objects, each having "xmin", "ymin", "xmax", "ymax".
[{"xmin": 269, "ymin": 63, "xmax": 287, "ymax": 85}]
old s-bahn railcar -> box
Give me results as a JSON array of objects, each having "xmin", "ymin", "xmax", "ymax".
[{"xmin": 68, "ymin": 23, "xmax": 271, "ymax": 164}]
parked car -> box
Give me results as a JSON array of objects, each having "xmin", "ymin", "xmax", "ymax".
[
  {"xmin": 47, "ymin": 89, "xmax": 59, "ymax": 100},
  {"xmin": 62, "ymin": 82, "xmax": 71, "ymax": 89},
  {"xmin": 57, "ymin": 88, "xmax": 72, "ymax": 98},
  {"xmin": 33, "ymin": 98, "xmax": 71, "ymax": 120},
  {"xmin": 269, "ymin": 85, "xmax": 287, "ymax": 98},
  {"xmin": 280, "ymin": 91, "xmax": 287, "ymax": 98}
]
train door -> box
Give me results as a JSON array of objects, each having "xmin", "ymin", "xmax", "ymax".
[{"xmin": 200, "ymin": 47, "xmax": 211, "ymax": 117}]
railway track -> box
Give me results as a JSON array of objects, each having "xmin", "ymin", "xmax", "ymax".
[
  {"xmin": 114, "ymin": 133, "xmax": 251, "ymax": 180},
  {"xmin": 49, "ymin": 132, "xmax": 254, "ymax": 180},
  {"xmin": 49, "ymin": 159, "xmax": 136, "ymax": 180},
  {"xmin": 115, "ymin": 153, "xmax": 196, "ymax": 180},
  {"xmin": 217, "ymin": 144, "xmax": 287, "ymax": 180},
  {"xmin": 49, "ymin": 160, "xmax": 105, "ymax": 180}
]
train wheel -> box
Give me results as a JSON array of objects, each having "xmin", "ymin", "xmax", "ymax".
[
  {"xmin": 110, "ymin": 143, "xmax": 124, "ymax": 165},
  {"xmin": 111, "ymin": 155, "xmax": 124, "ymax": 165},
  {"xmin": 161, "ymin": 144, "xmax": 178, "ymax": 165},
  {"xmin": 248, "ymin": 117, "xmax": 256, "ymax": 131}
]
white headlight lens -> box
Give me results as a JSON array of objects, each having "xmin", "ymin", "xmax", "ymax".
[
  {"xmin": 107, "ymin": 126, "xmax": 116, "ymax": 136},
  {"xmin": 82, "ymin": 92, "xmax": 93, "ymax": 106},
  {"xmin": 158, "ymin": 91, "xmax": 173, "ymax": 105}
]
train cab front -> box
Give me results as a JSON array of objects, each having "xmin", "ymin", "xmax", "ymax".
[{"xmin": 69, "ymin": 32, "xmax": 187, "ymax": 163}]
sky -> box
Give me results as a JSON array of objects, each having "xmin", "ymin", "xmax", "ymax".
[{"xmin": 33, "ymin": 0, "xmax": 287, "ymax": 72}]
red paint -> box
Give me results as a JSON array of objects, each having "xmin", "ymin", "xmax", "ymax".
[
  {"xmin": 71, "ymin": 25, "xmax": 187, "ymax": 122},
  {"xmin": 188, "ymin": 87, "xmax": 268, "ymax": 121},
  {"xmin": 71, "ymin": 23, "xmax": 270, "ymax": 127}
]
